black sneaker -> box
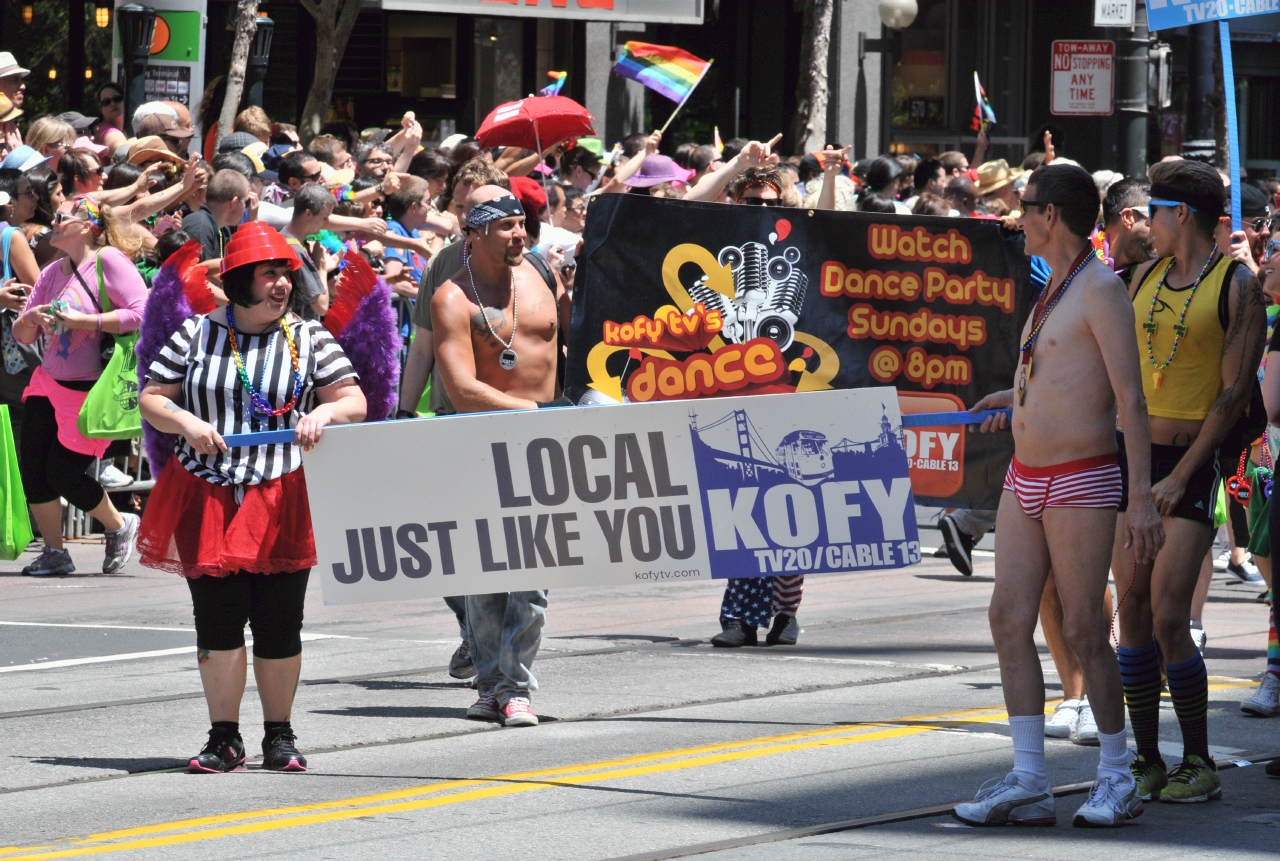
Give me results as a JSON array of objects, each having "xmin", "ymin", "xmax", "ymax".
[
  {"xmin": 711, "ymin": 620, "xmax": 757, "ymax": 648},
  {"xmin": 765, "ymin": 613, "xmax": 800, "ymax": 646},
  {"xmin": 188, "ymin": 730, "xmax": 246, "ymax": 773},
  {"xmin": 449, "ymin": 640, "xmax": 477, "ymax": 679},
  {"xmin": 262, "ymin": 726, "xmax": 308, "ymax": 772},
  {"xmin": 938, "ymin": 514, "xmax": 975, "ymax": 576}
]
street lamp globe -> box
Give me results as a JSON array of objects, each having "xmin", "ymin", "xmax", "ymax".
[{"xmin": 878, "ymin": 0, "xmax": 918, "ymax": 30}]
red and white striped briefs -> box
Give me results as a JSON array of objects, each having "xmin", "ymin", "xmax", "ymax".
[{"xmin": 1002, "ymin": 454, "xmax": 1123, "ymax": 521}]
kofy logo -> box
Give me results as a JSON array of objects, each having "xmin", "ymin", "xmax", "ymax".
[
  {"xmin": 584, "ymin": 223, "xmax": 840, "ymax": 404},
  {"xmin": 690, "ymin": 405, "xmax": 919, "ymax": 579}
]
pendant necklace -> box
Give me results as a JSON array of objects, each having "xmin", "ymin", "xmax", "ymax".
[
  {"xmin": 1016, "ymin": 244, "xmax": 1096, "ymax": 405},
  {"xmin": 1144, "ymin": 250, "xmax": 1218, "ymax": 391},
  {"xmin": 466, "ymin": 259, "xmax": 518, "ymax": 370}
]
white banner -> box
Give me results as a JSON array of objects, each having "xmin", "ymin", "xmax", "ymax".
[{"xmin": 304, "ymin": 388, "xmax": 921, "ymax": 605}]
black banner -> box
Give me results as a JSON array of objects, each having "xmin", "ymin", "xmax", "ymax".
[{"xmin": 566, "ymin": 195, "xmax": 1032, "ymax": 509}]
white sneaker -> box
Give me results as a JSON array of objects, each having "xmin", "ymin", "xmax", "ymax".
[
  {"xmin": 93, "ymin": 462, "xmax": 133, "ymax": 488},
  {"xmin": 1212, "ymin": 548, "xmax": 1231, "ymax": 571},
  {"xmin": 1044, "ymin": 699, "xmax": 1081, "ymax": 739},
  {"xmin": 1189, "ymin": 621, "xmax": 1207, "ymax": 653},
  {"xmin": 1073, "ymin": 697, "xmax": 1099, "ymax": 745},
  {"xmin": 1072, "ymin": 773, "xmax": 1143, "ymax": 828},
  {"xmin": 952, "ymin": 773, "xmax": 1056, "ymax": 826},
  {"xmin": 1240, "ymin": 674, "xmax": 1280, "ymax": 717}
]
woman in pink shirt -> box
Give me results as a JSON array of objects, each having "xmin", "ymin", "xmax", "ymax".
[{"xmin": 11, "ymin": 196, "xmax": 146, "ymax": 577}]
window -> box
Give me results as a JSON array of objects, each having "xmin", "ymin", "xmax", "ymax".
[
  {"xmin": 891, "ymin": 0, "xmax": 949, "ymax": 129},
  {"xmin": 387, "ymin": 14, "xmax": 457, "ymax": 99}
]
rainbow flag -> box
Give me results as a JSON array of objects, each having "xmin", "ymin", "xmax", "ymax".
[
  {"xmin": 613, "ymin": 41, "xmax": 711, "ymax": 104},
  {"xmin": 540, "ymin": 70, "xmax": 567, "ymax": 97},
  {"xmin": 713, "ymin": 126, "xmax": 723, "ymax": 153}
]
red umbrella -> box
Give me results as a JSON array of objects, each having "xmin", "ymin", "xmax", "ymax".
[{"xmin": 475, "ymin": 96, "xmax": 597, "ymax": 152}]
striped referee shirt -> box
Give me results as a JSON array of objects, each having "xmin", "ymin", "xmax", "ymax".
[{"xmin": 148, "ymin": 314, "xmax": 358, "ymax": 486}]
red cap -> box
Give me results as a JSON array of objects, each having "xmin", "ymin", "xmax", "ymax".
[
  {"xmin": 509, "ymin": 175, "xmax": 547, "ymax": 214},
  {"xmin": 220, "ymin": 221, "xmax": 302, "ymax": 275}
]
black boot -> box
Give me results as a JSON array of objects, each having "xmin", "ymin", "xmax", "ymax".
[
  {"xmin": 765, "ymin": 614, "xmax": 800, "ymax": 646},
  {"xmin": 711, "ymin": 620, "xmax": 757, "ymax": 648}
]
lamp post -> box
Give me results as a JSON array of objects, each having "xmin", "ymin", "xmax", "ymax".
[
  {"xmin": 246, "ymin": 15, "xmax": 275, "ymax": 109},
  {"xmin": 116, "ymin": 4, "xmax": 157, "ymax": 131}
]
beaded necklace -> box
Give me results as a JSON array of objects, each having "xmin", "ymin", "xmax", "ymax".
[
  {"xmin": 1016, "ymin": 244, "xmax": 1096, "ymax": 405},
  {"xmin": 1143, "ymin": 251, "xmax": 1218, "ymax": 390},
  {"xmin": 225, "ymin": 305, "xmax": 303, "ymax": 420}
]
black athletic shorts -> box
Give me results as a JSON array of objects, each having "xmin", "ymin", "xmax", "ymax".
[{"xmin": 1115, "ymin": 431, "xmax": 1219, "ymax": 525}]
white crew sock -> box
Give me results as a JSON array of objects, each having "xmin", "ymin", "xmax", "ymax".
[
  {"xmin": 1009, "ymin": 714, "xmax": 1048, "ymax": 788},
  {"xmin": 1096, "ymin": 727, "xmax": 1131, "ymax": 782}
]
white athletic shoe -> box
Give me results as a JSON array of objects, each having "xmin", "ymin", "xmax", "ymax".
[
  {"xmin": 1073, "ymin": 697, "xmax": 1099, "ymax": 745},
  {"xmin": 1189, "ymin": 621, "xmax": 1207, "ymax": 653},
  {"xmin": 1072, "ymin": 773, "xmax": 1143, "ymax": 828},
  {"xmin": 952, "ymin": 773, "xmax": 1056, "ymax": 827},
  {"xmin": 1044, "ymin": 699, "xmax": 1081, "ymax": 739},
  {"xmin": 1240, "ymin": 674, "xmax": 1280, "ymax": 717},
  {"xmin": 1212, "ymin": 548, "xmax": 1231, "ymax": 571}
]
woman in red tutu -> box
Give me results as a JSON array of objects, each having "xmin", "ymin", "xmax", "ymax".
[{"xmin": 137, "ymin": 221, "xmax": 366, "ymax": 773}]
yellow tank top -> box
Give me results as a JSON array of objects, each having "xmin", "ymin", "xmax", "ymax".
[{"xmin": 1132, "ymin": 254, "xmax": 1233, "ymax": 421}]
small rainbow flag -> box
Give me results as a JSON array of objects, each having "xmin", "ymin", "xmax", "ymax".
[
  {"xmin": 540, "ymin": 70, "xmax": 567, "ymax": 97},
  {"xmin": 713, "ymin": 126, "xmax": 723, "ymax": 153},
  {"xmin": 613, "ymin": 41, "xmax": 711, "ymax": 104}
]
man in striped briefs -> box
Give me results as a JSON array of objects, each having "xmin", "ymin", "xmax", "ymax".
[
  {"xmin": 1110, "ymin": 160, "xmax": 1267, "ymax": 804},
  {"xmin": 953, "ymin": 164, "xmax": 1164, "ymax": 828}
]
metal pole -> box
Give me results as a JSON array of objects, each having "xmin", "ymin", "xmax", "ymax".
[
  {"xmin": 1115, "ymin": 0, "xmax": 1149, "ymax": 177},
  {"xmin": 734, "ymin": 87, "xmax": 740, "ymax": 139},
  {"xmin": 1219, "ymin": 21, "xmax": 1241, "ymax": 231}
]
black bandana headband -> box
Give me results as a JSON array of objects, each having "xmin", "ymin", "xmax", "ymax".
[{"xmin": 465, "ymin": 194, "xmax": 524, "ymax": 231}]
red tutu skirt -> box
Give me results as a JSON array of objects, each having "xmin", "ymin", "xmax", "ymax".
[{"xmin": 138, "ymin": 458, "xmax": 317, "ymax": 578}]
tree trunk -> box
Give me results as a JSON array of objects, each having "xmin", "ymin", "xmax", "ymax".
[
  {"xmin": 217, "ymin": 0, "xmax": 261, "ymax": 150},
  {"xmin": 793, "ymin": 0, "xmax": 833, "ymax": 155},
  {"xmin": 299, "ymin": 0, "xmax": 364, "ymax": 144}
]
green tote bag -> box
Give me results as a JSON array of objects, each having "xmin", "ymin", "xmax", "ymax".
[
  {"xmin": 0, "ymin": 404, "xmax": 34, "ymax": 560},
  {"xmin": 76, "ymin": 252, "xmax": 142, "ymax": 440}
]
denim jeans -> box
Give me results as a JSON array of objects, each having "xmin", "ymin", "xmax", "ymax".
[
  {"xmin": 444, "ymin": 595, "xmax": 468, "ymax": 642},
  {"xmin": 465, "ymin": 591, "xmax": 547, "ymax": 705}
]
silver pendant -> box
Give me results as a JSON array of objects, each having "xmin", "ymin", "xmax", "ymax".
[{"xmin": 499, "ymin": 348, "xmax": 518, "ymax": 370}]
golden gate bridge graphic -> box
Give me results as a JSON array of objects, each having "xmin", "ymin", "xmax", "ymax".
[{"xmin": 689, "ymin": 407, "xmax": 902, "ymax": 488}]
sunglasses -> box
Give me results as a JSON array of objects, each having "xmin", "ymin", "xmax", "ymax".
[
  {"xmin": 1147, "ymin": 198, "xmax": 1198, "ymax": 213},
  {"xmin": 303, "ymin": 171, "xmax": 323, "ymax": 182},
  {"xmin": 1018, "ymin": 198, "xmax": 1051, "ymax": 213},
  {"xmin": 99, "ymin": 94, "xmax": 123, "ymax": 107},
  {"xmin": 363, "ymin": 157, "xmax": 393, "ymax": 166},
  {"xmin": 52, "ymin": 212, "xmax": 82, "ymax": 225},
  {"xmin": 1248, "ymin": 217, "xmax": 1268, "ymax": 232},
  {"xmin": 740, "ymin": 197, "xmax": 784, "ymax": 207}
]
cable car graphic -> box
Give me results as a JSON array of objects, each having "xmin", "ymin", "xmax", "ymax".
[{"xmin": 775, "ymin": 430, "xmax": 834, "ymax": 486}]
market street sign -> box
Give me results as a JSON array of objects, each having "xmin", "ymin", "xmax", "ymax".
[
  {"xmin": 1147, "ymin": 0, "xmax": 1280, "ymax": 31},
  {"xmin": 1094, "ymin": 0, "xmax": 1136, "ymax": 26},
  {"xmin": 1051, "ymin": 41, "xmax": 1115, "ymax": 116}
]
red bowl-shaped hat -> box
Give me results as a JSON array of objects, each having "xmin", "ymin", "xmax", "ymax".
[{"xmin": 220, "ymin": 221, "xmax": 303, "ymax": 275}]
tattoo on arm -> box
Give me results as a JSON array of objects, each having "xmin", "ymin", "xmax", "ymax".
[
  {"xmin": 197, "ymin": 648, "xmax": 211, "ymax": 666},
  {"xmin": 161, "ymin": 401, "xmax": 189, "ymax": 416}
]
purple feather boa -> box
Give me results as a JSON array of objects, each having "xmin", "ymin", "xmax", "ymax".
[
  {"xmin": 136, "ymin": 261, "xmax": 193, "ymax": 472},
  {"xmin": 337, "ymin": 276, "xmax": 402, "ymax": 423}
]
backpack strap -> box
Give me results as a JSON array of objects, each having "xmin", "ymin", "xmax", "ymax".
[{"xmin": 523, "ymin": 251, "xmax": 565, "ymax": 391}]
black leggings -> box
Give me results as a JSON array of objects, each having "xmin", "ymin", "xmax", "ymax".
[
  {"xmin": 20, "ymin": 395, "xmax": 106, "ymax": 511},
  {"xmin": 188, "ymin": 569, "xmax": 311, "ymax": 659}
]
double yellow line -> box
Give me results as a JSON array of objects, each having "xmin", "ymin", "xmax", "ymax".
[
  {"xmin": 1, "ymin": 678, "xmax": 1254, "ymax": 860},
  {"xmin": 1, "ymin": 702, "xmax": 1011, "ymax": 860}
]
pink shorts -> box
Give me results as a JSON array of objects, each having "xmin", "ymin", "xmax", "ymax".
[{"xmin": 1002, "ymin": 454, "xmax": 1123, "ymax": 521}]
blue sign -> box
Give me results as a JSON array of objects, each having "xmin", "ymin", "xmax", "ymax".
[
  {"xmin": 693, "ymin": 404, "xmax": 920, "ymax": 579},
  {"xmin": 1147, "ymin": 0, "xmax": 1280, "ymax": 32}
]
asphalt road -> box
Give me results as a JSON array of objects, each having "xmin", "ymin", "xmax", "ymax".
[{"xmin": 1, "ymin": 525, "xmax": 1277, "ymax": 861}]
